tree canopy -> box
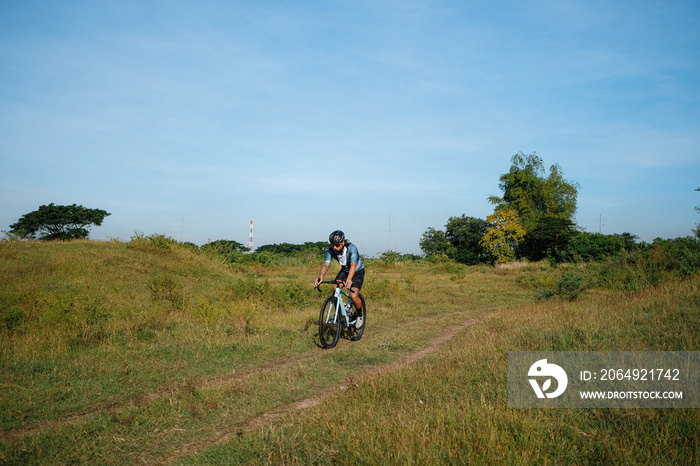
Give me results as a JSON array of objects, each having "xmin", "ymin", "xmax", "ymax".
[
  {"xmin": 486, "ymin": 153, "xmax": 580, "ymax": 261},
  {"xmin": 255, "ymin": 241, "xmax": 328, "ymax": 256},
  {"xmin": 519, "ymin": 215, "xmax": 575, "ymax": 262},
  {"xmin": 200, "ymin": 239, "xmax": 248, "ymax": 259},
  {"xmin": 419, "ymin": 215, "xmax": 487, "ymax": 264},
  {"xmin": 9, "ymin": 204, "xmax": 111, "ymax": 241},
  {"xmin": 419, "ymin": 227, "xmax": 454, "ymax": 259},
  {"xmin": 444, "ymin": 215, "xmax": 488, "ymax": 265},
  {"xmin": 488, "ymin": 152, "xmax": 579, "ymax": 232},
  {"xmin": 480, "ymin": 210, "xmax": 526, "ymax": 263}
]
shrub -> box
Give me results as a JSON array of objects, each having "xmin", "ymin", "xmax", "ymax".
[
  {"xmin": 148, "ymin": 273, "xmax": 184, "ymax": 310},
  {"xmin": 128, "ymin": 232, "xmax": 179, "ymax": 253},
  {"xmin": 1, "ymin": 307, "xmax": 24, "ymax": 332},
  {"xmin": 562, "ymin": 231, "xmax": 628, "ymax": 262},
  {"xmin": 594, "ymin": 237, "xmax": 700, "ymax": 291},
  {"xmin": 535, "ymin": 272, "xmax": 591, "ymax": 301},
  {"xmin": 201, "ymin": 239, "xmax": 246, "ymax": 262}
]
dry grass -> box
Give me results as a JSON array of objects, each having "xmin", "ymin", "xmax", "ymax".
[{"xmin": 1, "ymin": 240, "xmax": 698, "ymax": 464}]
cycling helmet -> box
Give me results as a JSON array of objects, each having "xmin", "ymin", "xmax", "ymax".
[{"xmin": 329, "ymin": 230, "xmax": 345, "ymax": 245}]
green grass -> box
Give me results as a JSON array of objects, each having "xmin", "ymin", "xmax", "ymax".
[
  {"xmin": 192, "ymin": 279, "xmax": 700, "ymax": 465},
  {"xmin": 1, "ymin": 240, "xmax": 698, "ymax": 464}
]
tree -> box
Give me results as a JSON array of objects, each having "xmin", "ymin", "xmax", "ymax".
[
  {"xmin": 480, "ymin": 209, "xmax": 526, "ymax": 263},
  {"xmin": 519, "ymin": 216, "xmax": 574, "ymax": 262},
  {"xmin": 488, "ymin": 152, "xmax": 579, "ymax": 232},
  {"xmin": 9, "ymin": 204, "xmax": 111, "ymax": 240},
  {"xmin": 420, "ymin": 216, "xmax": 487, "ymax": 264},
  {"xmin": 488, "ymin": 152, "xmax": 579, "ymax": 261},
  {"xmin": 201, "ymin": 239, "xmax": 248, "ymax": 256},
  {"xmin": 255, "ymin": 241, "xmax": 327, "ymax": 256},
  {"xmin": 562, "ymin": 231, "xmax": 637, "ymax": 262},
  {"xmin": 444, "ymin": 215, "xmax": 488, "ymax": 265},
  {"xmin": 419, "ymin": 227, "xmax": 454, "ymax": 258}
]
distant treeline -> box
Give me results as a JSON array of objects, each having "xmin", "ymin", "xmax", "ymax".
[
  {"xmin": 180, "ymin": 239, "xmax": 326, "ymax": 266},
  {"xmin": 125, "ymin": 232, "xmax": 699, "ymax": 295}
]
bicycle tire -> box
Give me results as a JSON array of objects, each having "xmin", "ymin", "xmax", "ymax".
[
  {"xmin": 348, "ymin": 293, "xmax": 366, "ymax": 341},
  {"xmin": 319, "ymin": 296, "xmax": 343, "ymax": 349}
]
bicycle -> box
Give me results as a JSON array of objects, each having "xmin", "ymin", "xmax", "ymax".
[{"xmin": 315, "ymin": 280, "xmax": 366, "ymax": 349}]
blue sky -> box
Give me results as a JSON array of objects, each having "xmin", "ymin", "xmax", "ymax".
[{"xmin": 1, "ymin": 0, "xmax": 698, "ymax": 256}]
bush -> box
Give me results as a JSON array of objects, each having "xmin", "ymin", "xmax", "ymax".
[
  {"xmin": 562, "ymin": 231, "xmax": 631, "ymax": 262},
  {"xmin": 148, "ymin": 273, "xmax": 184, "ymax": 310},
  {"xmin": 534, "ymin": 272, "xmax": 591, "ymax": 301},
  {"xmin": 594, "ymin": 237, "xmax": 700, "ymax": 291},
  {"xmin": 128, "ymin": 232, "xmax": 179, "ymax": 253},
  {"xmin": 201, "ymin": 240, "xmax": 246, "ymax": 262}
]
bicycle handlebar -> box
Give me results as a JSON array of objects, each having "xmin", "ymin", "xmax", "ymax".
[{"xmin": 315, "ymin": 279, "xmax": 345, "ymax": 293}]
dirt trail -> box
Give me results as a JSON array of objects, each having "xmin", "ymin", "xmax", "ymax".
[
  {"xmin": 166, "ymin": 316, "xmax": 483, "ymax": 462},
  {"xmin": 2, "ymin": 312, "xmax": 485, "ymax": 463}
]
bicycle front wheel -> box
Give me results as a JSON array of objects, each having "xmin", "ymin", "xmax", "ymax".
[{"xmin": 319, "ymin": 296, "xmax": 343, "ymax": 349}]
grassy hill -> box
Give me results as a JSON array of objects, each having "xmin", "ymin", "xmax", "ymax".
[{"xmin": 1, "ymin": 239, "xmax": 698, "ymax": 464}]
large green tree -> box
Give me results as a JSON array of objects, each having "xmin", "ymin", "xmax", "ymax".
[
  {"xmin": 488, "ymin": 152, "xmax": 579, "ymax": 232},
  {"xmin": 419, "ymin": 227, "xmax": 455, "ymax": 259},
  {"xmin": 488, "ymin": 153, "xmax": 579, "ymax": 260},
  {"xmin": 9, "ymin": 204, "xmax": 111, "ymax": 240},
  {"xmin": 444, "ymin": 215, "xmax": 488, "ymax": 265},
  {"xmin": 519, "ymin": 216, "xmax": 575, "ymax": 262},
  {"xmin": 420, "ymin": 215, "xmax": 487, "ymax": 265}
]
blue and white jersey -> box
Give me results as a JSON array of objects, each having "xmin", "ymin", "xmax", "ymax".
[{"xmin": 324, "ymin": 242, "xmax": 364, "ymax": 273}]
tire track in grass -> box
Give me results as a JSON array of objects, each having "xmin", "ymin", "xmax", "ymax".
[
  {"xmin": 0, "ymin": 347, "xmax": 326, "ymax": 443},
  {"xmin": 1, "ymin": 310, "xmax": 484, "ymax": 459},
  {"xmin": 167, "ymin": 316, "xmax": 483, "ymax": 463}
]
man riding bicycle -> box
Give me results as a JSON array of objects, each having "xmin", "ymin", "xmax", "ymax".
[{"xmin": 314, "ymin": 230, "xmax": 365, "ymax": 328}]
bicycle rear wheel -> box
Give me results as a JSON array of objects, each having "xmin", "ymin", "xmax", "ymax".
[
  {"xmin": 319, "ymin": 296, "xmax": 343, "ymax": 349},
  {"xmin": 348, "ymin": 293, "xmax": 366, "ymax": 341}
]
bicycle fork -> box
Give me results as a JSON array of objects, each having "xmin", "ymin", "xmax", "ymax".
[{"xmin": 328, "ymin": 294, "xmax": 355, "ymax": 328}]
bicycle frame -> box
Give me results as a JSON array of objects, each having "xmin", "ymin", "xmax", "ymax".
[{"xmin": 322, "ymin": 282, "xmax": 356, "ymax": 329}]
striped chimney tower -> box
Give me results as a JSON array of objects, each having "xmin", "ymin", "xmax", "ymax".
[{"xmin": 248, "ymin": 220, "xmax": 253, "ymax": 251}]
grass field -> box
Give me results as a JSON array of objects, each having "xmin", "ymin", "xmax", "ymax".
[{"xmin": 1, "ymin": 240, "xmax": 698, "ymax": 464}]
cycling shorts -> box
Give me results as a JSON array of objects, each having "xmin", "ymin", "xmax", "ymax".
[{"xmin": 335, "ymin": 267, "xmax": 365, "ymax": 291}]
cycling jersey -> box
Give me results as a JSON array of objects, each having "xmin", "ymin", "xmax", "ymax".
[{"xmin": 324, "ymin": 242, "xmax": 364, "ymax": 272}]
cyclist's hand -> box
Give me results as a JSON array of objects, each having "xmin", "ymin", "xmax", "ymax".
[
  {"xmin": 344, "ymin": 279, "xmax": 353, "ymax": 289},
  {"xmin": 314, "ymin": 277, "xmax": 322, "ymax": 288}
]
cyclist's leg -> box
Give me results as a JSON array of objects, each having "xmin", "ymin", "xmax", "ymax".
[
  {"xmin": 334, "ymin": 270, "xmax": 348, "ymax": 288},
  {"xmin": 349, "ymin": 292, "xmax": 366, "ymax": 339},
  {"xmin": 348, "ymin": 268, "xmax": 365, "ymax": 312}
]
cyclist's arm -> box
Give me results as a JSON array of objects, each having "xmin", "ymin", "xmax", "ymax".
[
  {"xmin": 347, "ymin": 245, "xmax": 360, "ymax": 285},
  {"xmin": 315, "ymin": 261, "xmax": 330, "ymax": 286}
]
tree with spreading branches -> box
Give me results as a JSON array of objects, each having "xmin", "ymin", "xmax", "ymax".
[{"xmin": 8, "ymin": 204, "xmax": 111, "ymax": 240}]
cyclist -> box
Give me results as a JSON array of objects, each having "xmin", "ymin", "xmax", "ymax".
[{"xmin": 314, "ymin": 230, "xmax": 365, "ymax": 328}]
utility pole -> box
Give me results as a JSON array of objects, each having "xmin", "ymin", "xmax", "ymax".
[{"xmin": 388, "ymin": 214, "xmax": 392, "ymax": 252}]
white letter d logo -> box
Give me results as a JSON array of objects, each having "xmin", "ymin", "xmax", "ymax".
[{"xmin": 528, "ymin": 359, "xmax": 568, "ymax": 398}]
